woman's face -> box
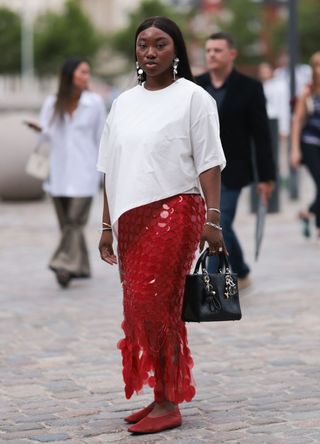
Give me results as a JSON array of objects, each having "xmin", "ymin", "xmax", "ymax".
[
  {"xmin": 136, "ymin": 26, "xmax": 176, "ymax": 80},
  {"xmin": 73, "ymin": 62, "xmax": 90, "ymax": 91}
]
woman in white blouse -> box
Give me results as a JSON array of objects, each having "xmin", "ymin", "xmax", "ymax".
[
  {"xmin": 98, "ymin": 17, "xmax": 226, "ymax": 434},
  {"xmin": 28, "ymin": 57, "xmax": 106, "ymax": 287}
]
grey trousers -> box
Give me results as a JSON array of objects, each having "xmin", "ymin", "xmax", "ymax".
[{"xmin": 49, "ymin": 197, "xmax": 92, "ymax": 277}]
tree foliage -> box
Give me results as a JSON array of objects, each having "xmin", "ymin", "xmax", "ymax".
[
  {"xmin": 297, "ymin": 0, "xmax": 320, "ymax": 62},
  {"xmin": 0, "ymin": 7, "xmax": 21, "ymax": 73},
  {"xmin": 111, "ymin": 0, "xmax": 187, "ymax": 61},
  {"xmin": 216, "ymin": 0, "xmax": 261, "ymax": 65},
  {"xmin": 270, "ymin": 0, "xmax": 320, "ymax": 64},
  {"xmin": 34, "ymin": 0, "xmax": 103, "ymax": 74}
]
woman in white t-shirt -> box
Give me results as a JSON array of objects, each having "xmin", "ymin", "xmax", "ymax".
[{"xmin": 98, "ymin": 17, "xmax": 226, "ymax": 434}]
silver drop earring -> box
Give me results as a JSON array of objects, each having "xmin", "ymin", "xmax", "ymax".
[
  {"xmin": 172, "ymin": 57, "xmax": 179, "ymax": 81},
  {"xmin": 136, "ymin": 61, "xmax": 144, "ymax": 85}
]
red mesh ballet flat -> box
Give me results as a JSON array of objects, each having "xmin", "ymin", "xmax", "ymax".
[
  {"xmin": 124, "ymin": 402, "xmax": 155, "ymax": 424},
  {"xmin": 128, "ymin": 406, "xmax": 182, "ymax": 434}
]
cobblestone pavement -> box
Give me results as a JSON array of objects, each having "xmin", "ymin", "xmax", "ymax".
[{"xmin": 1, "ymin": 180, "xmax": 320, "ymax": 443}]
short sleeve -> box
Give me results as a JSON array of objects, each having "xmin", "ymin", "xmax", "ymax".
[
  {"xmin": 190, "ymin": 89, "xmax": 226, "ymax": 176},
  {"xmin": 94, "ymin": 96, "xmax": 107, "ymax": 147},
  {"xmin": 97, "ymin": 99, "xmax": 116, "ymax": 173}
]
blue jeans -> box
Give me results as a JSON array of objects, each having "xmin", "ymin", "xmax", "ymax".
[{"xmin": 207, "ymin": 184, "xmax": 250, "ymax": 278}]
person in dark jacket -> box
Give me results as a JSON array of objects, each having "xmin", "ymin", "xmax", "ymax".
[{"xmin": 196, "ymin": 32, "xmax": 275, "ymax": 289}]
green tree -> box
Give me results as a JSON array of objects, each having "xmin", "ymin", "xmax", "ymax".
[
  {"xmin": 112, "ymin": 0, "xmax": 187, "ymax": 61},
  {"xmin": 0, "ymin": 7, "xmax": 21, "ymax": 73},
  {"xmin": 216, "ymin": 0, "xmax": 261, "ymax": 65},
  {"xmin": 297, "ymin": 0, "xmax": 320, "ymax": 62},
  {"xmin": 34, "ymin": 0, "xmax": 103, "ymax": 74},
  {"xmin": 270, "ymin": 0, "xmax": 320, "ymax": 64}
]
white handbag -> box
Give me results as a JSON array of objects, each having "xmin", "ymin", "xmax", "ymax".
[{"xmin": 25, "ymin": 142, "xmax": 49, "ymax": 181}]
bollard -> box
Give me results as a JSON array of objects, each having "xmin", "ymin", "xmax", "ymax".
[
  {"xmin": 0, "ymin": 112, "xmax": 44, "ymax": 200},
  {"xmin": 250, "ymin": 118, "xmax": 280, "ymax": 214}
]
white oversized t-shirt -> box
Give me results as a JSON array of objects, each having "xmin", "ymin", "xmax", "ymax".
[{"xmin": 97, "ymin": 78, "xmax": 226, "ymax": 230}]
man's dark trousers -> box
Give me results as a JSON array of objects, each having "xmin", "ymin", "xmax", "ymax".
[{"xmin": 207, "ymin": 184, "xmax": 250, "ymax": 278}]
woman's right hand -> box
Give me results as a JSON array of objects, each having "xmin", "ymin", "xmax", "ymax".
[
  {"xmin": 291, "ymin": 148, "xmax": 302, "ymax": 169},
  {"xmin": 99, "ymin": 231, "xmax": 117, "ymax": 265}
]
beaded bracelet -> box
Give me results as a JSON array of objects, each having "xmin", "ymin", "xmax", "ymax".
[{"xmin": 205, "ymin": 221, "xmax": 222, "ymax": 231}]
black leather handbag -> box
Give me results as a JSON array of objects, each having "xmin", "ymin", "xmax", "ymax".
[{"xmin": 182, "ymin": 249, "xmax": 242, "ymax": 322}]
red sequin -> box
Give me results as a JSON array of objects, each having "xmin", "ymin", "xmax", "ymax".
[{"xmin": 117, "ymin": 194, "xmax": 205, "ymax": 403}]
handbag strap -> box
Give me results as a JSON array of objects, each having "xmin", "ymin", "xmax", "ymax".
[
  {"xmin": 33, "ymin": 133, "xmax": 48, "ymax": 154},
  {"xmin": 193, "ymin": 248, "xmax": 231, "ymax": 274},
  {"xmin": 194, "ymin": 248, "xmax": 237, "ymax": 299},
  {"xmin": 33, "ymin": 140, "xmax": 43, "ymax": 153}
]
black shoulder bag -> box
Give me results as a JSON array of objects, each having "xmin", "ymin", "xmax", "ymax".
[{"xmin": 182, "ymin": 248, "xmax": 242, "ymax": 322}]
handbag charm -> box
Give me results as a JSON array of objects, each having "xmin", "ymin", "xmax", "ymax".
[
  {"xmin": 202, "ymin": 268, "xmax": 221, "ymax": 311},
  {"xmin": 182, "ymin": 248, "xmax": 242, "ymax": 322},
  {"xmin": 224, "ymin": 270, "xmax": 237, "ymax": 298}
]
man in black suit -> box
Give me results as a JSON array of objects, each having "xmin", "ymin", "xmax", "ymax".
[{"xmin": 196, "ymin": 32, "xmax": 275, "ymax": 289}]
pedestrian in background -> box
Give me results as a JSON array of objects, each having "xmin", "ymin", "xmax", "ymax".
[
  {"xmin": 196, "ymin": 32, "xmax": 276, "ymax": 290},
  {"xmin": 258, "ymin": 62, "xmax": 290, "ymax": 186},
  {"xmin": 274, "ymin": 50, "xmax": 311, "ymax": 97},
  {"xmin": 98, "ymin": 17, "xmax": 226, "ymax": 435},
  {"xmin": 258, "ymin": 62, "xmax": 290, "ymax": 139},
  {"xmin": 291, "ymin": 51, "xmax": 320, "ymax": 239},
  {"xmin": 26, "ymin": 57, "xmax": 106, "ymax": 287}
]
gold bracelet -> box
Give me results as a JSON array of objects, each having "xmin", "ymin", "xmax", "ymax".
[
  {"xmin": 207, "ymin": 208, "xmax": 221, "ymax": 214},
  {"xmin": 102, "ymin": 222, "xmax": 112, "ymax": 228},
  {"xmin": 205, "ymin": 221, "xmax": 222, "ymax": 231}
]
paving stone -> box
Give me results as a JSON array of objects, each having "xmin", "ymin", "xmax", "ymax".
[
  {"xmin": 61, "ymin": 409, "xmax": 101, "ymax": 419},
  {"xmin": 42, "ymin": 417, "xmax": 91, "ymax": 428},
  {"xmin": 0, "ymin": 440, "xmax": 36, "ymax": 444},
  {"xmin": 15, "ymin": 416, "xmax": 57, "ymax": 424},
  {"xmin": 0, "ymin": 423, "xmax": 45, "ymax": 433},
  {"xmin": 32, "ymin": 434, "xmax": 70, "ymax": 442},
  {"xmin": 0, "ymin": 430, "xmax": 49, "ymax": 440},
  {"xmin": 168, "ymin": 440, "xmax": 205, "ymax": 444},
  {"xmin": 36, "ymin": 442, "xmax": 79, "ymax": 444},
  {"xmin": 81, "ymin": 421, "xmax": 125, "ymax": 437}
]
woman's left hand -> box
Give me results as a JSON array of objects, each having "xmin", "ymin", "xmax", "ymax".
[
  {"xmin": 290, "ymin": 149, "xmax": 302, "ymax": 169},
  {"xmin": 199, "ymin": 224, "xmax": 228, "ymax": 256}
]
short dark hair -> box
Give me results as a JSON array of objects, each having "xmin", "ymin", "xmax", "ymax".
[
  {"xmin": 207, "ymin": 32, "xmax": 235, "ymax": 49},
  {"xmin": 135, "ymin": 16, "xmax": 194, "ymax": 83}
]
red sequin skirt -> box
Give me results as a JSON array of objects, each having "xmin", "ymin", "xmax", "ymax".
[{"xmin": 117, "ymin": 194, "xmax": 205, "ymax": 403}]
